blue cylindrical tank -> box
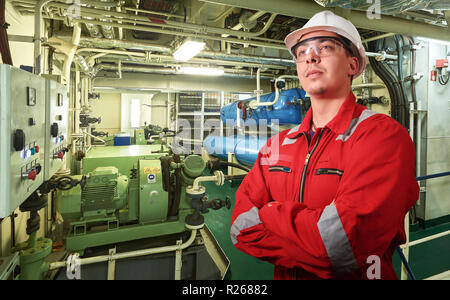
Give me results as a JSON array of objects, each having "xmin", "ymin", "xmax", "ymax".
[
  {"xmin": 203, "ymin": 135, "xmax": 270, "ymax": 167},
  {"xmin": 220, "ymin": 88, "xmax": 307, "ymax": 126}
]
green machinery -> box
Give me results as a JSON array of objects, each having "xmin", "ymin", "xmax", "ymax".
[
  {"xmin": 49, "ymin": 146, "xmax": 233, "ymax": 275},
  {"xmin": 10, "ymin": 146, "xmax": 233, "ymax": 279}
]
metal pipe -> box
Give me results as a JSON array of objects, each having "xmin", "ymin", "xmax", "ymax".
[
  {"xmin": 34, "ymin": 0, "xmax": 56, "ymax": 75},
  {"xmin": 249, "ymin": 74, "xmax": 293, "ymax": 109},
  {"xmin": 366, "ymin": 51, "xmax": 398, "ymax": 61},
  {"xmin": 46, "ymin": 3, "xmax": 285, "ymax": 44},
  {"xmin": 199, "ymin": 0, "xmax": 450, "ymax": 43},
  {"xmin": 362, "ymin": 33, "xmax": 396, "ymax": 44},
  {"xmin": 224, "ymin": 12, "xmax": 277, "ymax": 38},
  {"xmin": 67, "ymin": 18, "xmax": 286, "ymax": 50},
  {"xmin": 62, "ymin": 23, "xmax": 81, "ymax": 84},
  {"xmin": 98, "ymin": 64, "xmax": 275, "ymax": 79},
  {"xmin": 95, "ymin": 52, "xmax": 288, "ymax": 70},
  {"xmin": 123, "ymin": 7, "xmax": 185, "ymax": 19},
  {"xmin": 192, "ymin": 171, "xmax": 224, "ymax": 191},
  {"xmin": 54, "ymin": 35, "xmax": 172, "ymax": 53},
  {"xmin": 48, "ymin": 228, "xmax": 198, "ymax": 271}
]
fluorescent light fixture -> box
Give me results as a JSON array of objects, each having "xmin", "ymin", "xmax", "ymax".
[
  {"xmin": 173, "ymin": 40, "xmax": 206, "ymax": 62},
  {"xmin": 178, "ymin": 67, "xmax": 224, "ymax": 76}
]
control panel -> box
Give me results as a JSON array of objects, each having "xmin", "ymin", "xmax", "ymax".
[
  {"xmin": 44, "ymin": 79, "xmax": 69, "ymax": 181},
  {"xmin": 0, "ymin": 64, "xmax": 46, "ymax": 218}
]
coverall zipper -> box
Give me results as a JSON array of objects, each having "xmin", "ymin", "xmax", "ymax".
[
  {"xmin": 296, "ymin": 129, "xmax": 324, "ymax": 280},
  {"xmin": 298, "ymin": 129, "xmax": 324, "ymax": 203}
]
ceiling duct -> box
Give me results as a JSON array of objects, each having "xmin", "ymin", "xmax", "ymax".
[
  {"xmin": 133, "ymin": 0, "xmax": 179, "ymax": 40},
  {"xmin": 313, "ymin": 0, "xmax": 450, "ymax": 14}
]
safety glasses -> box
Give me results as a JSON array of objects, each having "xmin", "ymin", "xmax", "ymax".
[{"xmin": 291, "ymin": 36, "xmax": 353, "ymax": 63}]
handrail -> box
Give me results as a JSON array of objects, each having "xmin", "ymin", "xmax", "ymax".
[{"xmin": 400, "ymin": 171, "xmax": 450, "ymax": 280}]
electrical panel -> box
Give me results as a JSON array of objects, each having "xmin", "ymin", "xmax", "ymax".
[
  {"xmin": 0, "ymin": 64, "xmax": 46, "ymax": 218},
  {"xmin": 44, "ymin": 79, "xmax": 69, "ymax": 181}
]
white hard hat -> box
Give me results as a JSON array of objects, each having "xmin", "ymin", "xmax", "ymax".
[{"xmin": 284, "ymin": 10, "xmax": 366, "ymax": 78}]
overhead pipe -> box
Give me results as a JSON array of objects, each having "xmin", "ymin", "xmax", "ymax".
[
  {"xmin": 54, "ymin": 35, "xmax": 172, "ymax": 53},
  {"xmin": 53, "ymin": 34, "xmax": 292, "ymax": 65},
  {"xmin": 123, "ymin": 6, "xmax": 185, "ymax": 19},
  {"xmin": 34, "ymin": 0, "xmax": 56, "ymax": 75},
  {"xmin": 47, "ymin": 16, "xmax": 286, "ymax": 51},
  {"xmin": 199, "ymin": 0, "xmax": 450, "ymax": 43},
  {"xmin": 61, "ymin": 23, "xmax": 81, "ymax": 84},
  {"xmin": 78, "ymin": 49, "xmax": 289, "ymax": 70},
  {"xmin": 45, "ymin": 2, "xmax": 285, "ymax": 44},
  {"xmin": 223, "ymin": 12, "xmax": 278, "ymax": 38},
  {"xmin": 97, "ymin": 64, "xmax": 275, "ymax": 79}
]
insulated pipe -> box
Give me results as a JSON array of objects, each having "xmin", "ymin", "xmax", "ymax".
[
  {"xmin": 249, "ymin": 74, "xmax": 300, "ymax": 109},
  {"xmin": 47, "ymin": 3, "xmax": 284, "ymax": 43},
  {"xmin": 222, "ymin": 10, "xmax": 268, "ymax": 38},
  {"xmin": 199, "ymin": 0, "xmax": 450, "ymax": 43},
  {"xmin": 62, "ymin": 23, "xmax": 81, "ymax": 85},
  {"xmin": 191, "ymin": 171, "xmax": 225, "ymax": 192},
  {"xmin": 94, "ymin": 52, "xmax": 288, "ymax": 70},
  {"xmin": 48, "ymin": 228, "xmax": 198, "ymax": 271},
  {"xmin": 67, "ymin": 18, "xmax": 286, "ymax": 50},
  {"xmin": 124, "ymin": 7, "xmax": 185, "ymax": 19},
  {"xmin": 97, "ymin": 64, "xmax": 275, "ymax": 79},
  {"xmin": 34, "ymin": 0, "xmax": 55, "ymax": 75},
  {"xmin": 56, "ymin": 35, "xmax": 172, "ymax": 53}
]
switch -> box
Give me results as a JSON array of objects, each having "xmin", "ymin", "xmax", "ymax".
[
  {"xmin": 53, "ymin": 152, "xmax": 64, "ymax": 160},
  {"xmin": 22, "ymin": 169, "xmax": 37, "ymax": 181},
  {"xmin": 28, "ymin": 118, "xmax": 36, "ymax": 126},
  {"xmin": 50, "ymin": 123, "xmax": 59, "ymax": 138},
  {"xmin": 13, "ymin": 129, "xmax": 26, "ymax": 151}
]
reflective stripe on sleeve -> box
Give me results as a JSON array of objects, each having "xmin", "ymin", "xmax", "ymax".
[
  {"xmin": 230, "ymin": 206, "xmax": 262, "ymax": 245},
  {"xmin": 317, "ymin": 204, "xmax": 359, "ymax": 274}
]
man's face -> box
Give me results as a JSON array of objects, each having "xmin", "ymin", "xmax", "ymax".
[{"xmin": 295, "ymin": 30, "xmax": 358, "ymax": 97}]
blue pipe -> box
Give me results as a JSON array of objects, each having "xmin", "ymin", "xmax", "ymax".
[
  {"xmin": 203, "ymin": 135, "xmax": 270, "ymax": 167},
  {"xmin": 220, "ymin": 88, "xmax": 308, "ymax": 126}
]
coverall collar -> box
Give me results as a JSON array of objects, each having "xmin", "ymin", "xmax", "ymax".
[{"xmin": 286, "ymin": 91, "xmax": 357, "ymax": 138}]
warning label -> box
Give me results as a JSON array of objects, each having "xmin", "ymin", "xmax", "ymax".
[{"xmin": 144, "ymin": 167, "xmax": 161, "ymax": 174}]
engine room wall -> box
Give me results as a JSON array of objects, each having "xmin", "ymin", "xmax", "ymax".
[
  {"xmin": 420, "ymin": 41, "xmax": 450, "ymax": 221},
  {"xmin": 120, "ymin": 93, "xmax": 155, "ymax": 134},
  {"xmin": 90, "ymin": 93, "xmax": 122, "ymax": 136},
  {"xmin": 4, "ymin": 1, "xmax": 34, "ymax": 68}
]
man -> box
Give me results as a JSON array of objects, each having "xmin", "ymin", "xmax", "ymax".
[{"xmin": 230, "ymin": 11, "xmax": 419, "ymax": 280}]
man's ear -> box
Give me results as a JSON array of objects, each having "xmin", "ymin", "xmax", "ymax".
[{"xmin": 348, "ymin": 56, "xmax": 359, "ymax": 76}]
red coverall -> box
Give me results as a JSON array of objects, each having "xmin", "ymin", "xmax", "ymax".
[{"xmin": 230, "ymin": 91, "xmax": 419, "ymax": 279}]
